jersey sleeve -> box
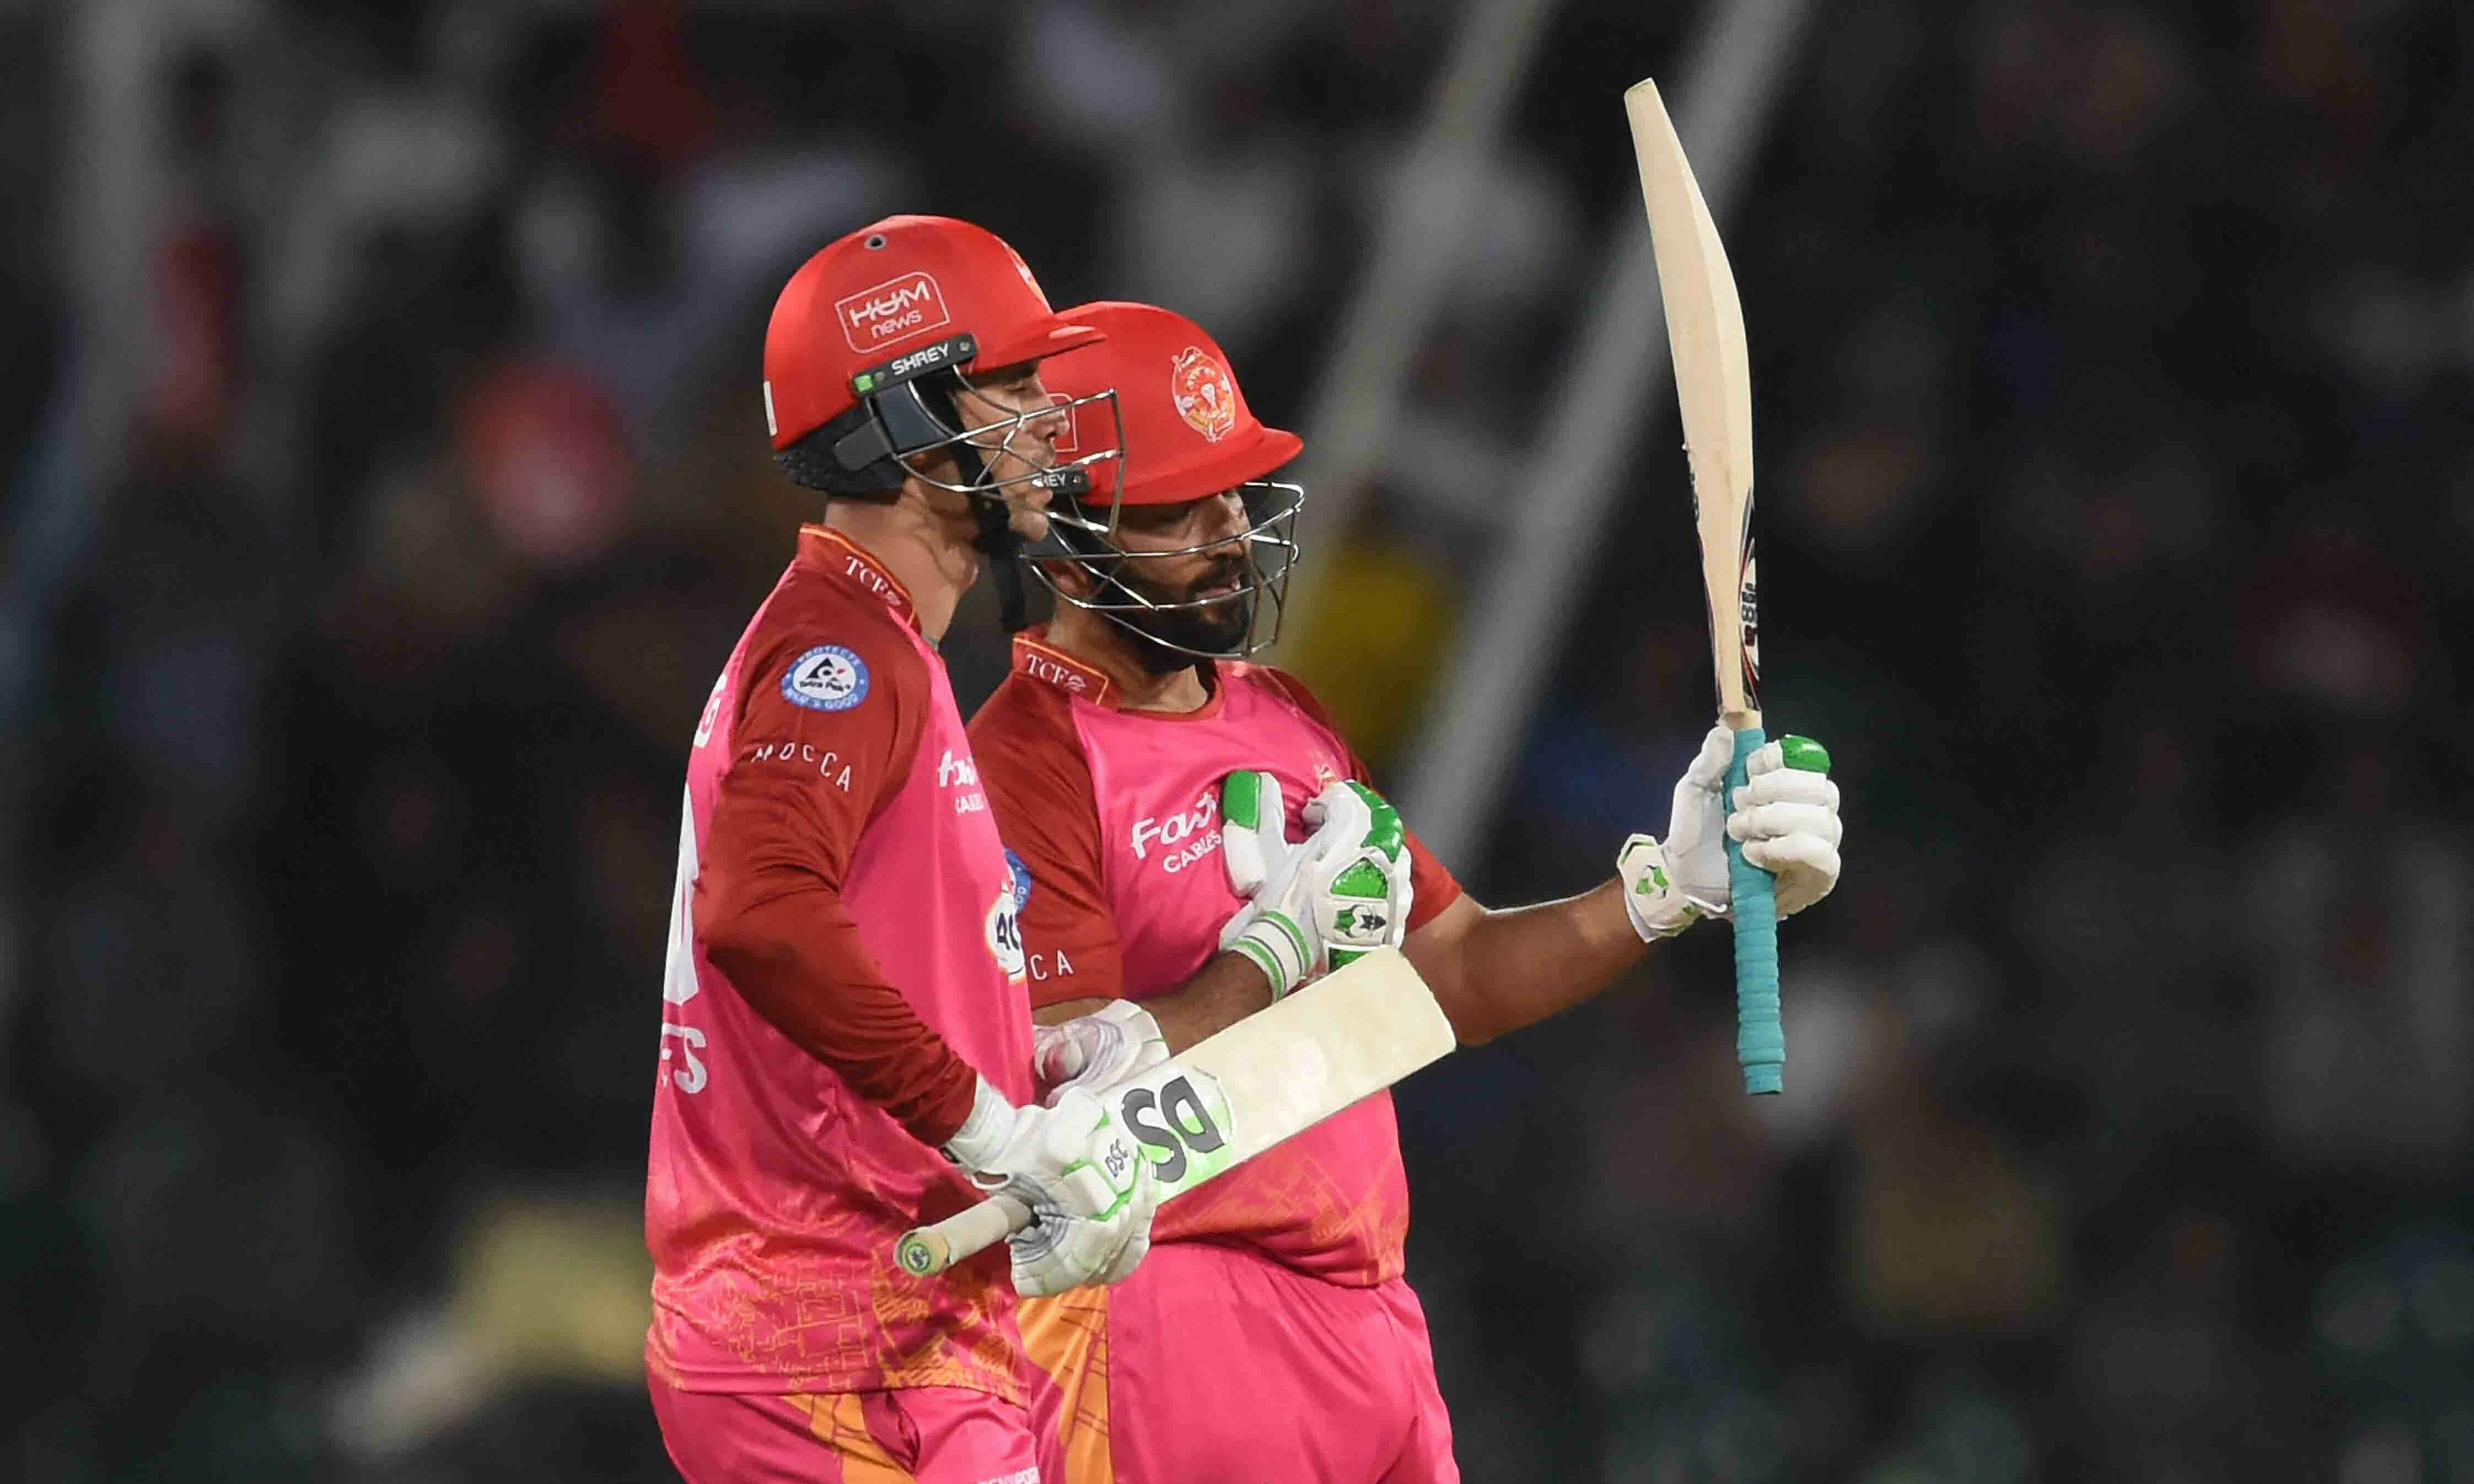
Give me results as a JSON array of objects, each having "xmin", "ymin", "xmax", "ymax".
[
  {"xmin": 1255, "ymin": 666, "xmax": 1466, "ymax": 931},
  {"xmin": 969, "ymin": 683, "xmax": 1126, "ymax": 1007},
  {"xmin": 694, "ymin": 614, "xmax": 979, "ymax": 1147}
]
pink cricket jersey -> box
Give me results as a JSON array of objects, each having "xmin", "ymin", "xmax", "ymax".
[
  {"xmin": 646, "ymin": 526, "xmax": 1037, "ymax": 1398},
  {"xmin": 969, "ymin": 630, "xmax": 1462, "ymax": 1287}
]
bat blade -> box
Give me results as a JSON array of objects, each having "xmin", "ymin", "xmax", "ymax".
[
  {"xmin": 1625, "ymin": 77, "xmax": 1784, "ymax": 1095},
  {"xmin": 895, "ymin": 948, "xmax": 1455, "ymax": 1276},
  {"xmin": 1625, "ymin": 78, "xmax": 1758, "ymax": 723}
]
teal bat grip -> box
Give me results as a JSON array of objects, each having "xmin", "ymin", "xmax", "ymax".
[{"xmin": 1725, "ymin": 725, "xmax": 1783, "ymax": 1094}]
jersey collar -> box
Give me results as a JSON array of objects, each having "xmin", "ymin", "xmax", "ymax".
[
  {"xmin": 1010, "ymin": 627, "xmax": 1116, "ymax": 705},
  {"xmin": 798, "ymin": 525, "xmax": 920, "ymax": 632},
  {"xmin": 1010, "ymin": 626, "xmax": 1238, "ymax": 721}
]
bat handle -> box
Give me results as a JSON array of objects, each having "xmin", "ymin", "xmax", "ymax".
[
  {"xmin": 895, "ymin": 1193, "xmax": 1033, "ymax": 1278},
  {"xmin": 1724, "ymin": 724, "xmax": 1784, "ymax": 1094}
]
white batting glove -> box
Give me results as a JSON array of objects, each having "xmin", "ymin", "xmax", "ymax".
[
  {"xmin": 943, "ymin": 1077, "xmax": 1158, "ymax": 1296},
  {"xmin": 1620, "ymin": 725, "xmax": 1734, "ymax": 939},
  {"xmin": 1218, "ymin": 774, "xmax": 1413, "ymax": 997},
  {"xmin": 1620, "ymin": 726, "xmax": 1841, "ymax": 939},
  {"xmin": 1032, "ymin": 999, "xmax": 1169, "ymax": 1107},
  {"xmin": 1730, "ymin": 735, "xmax": 1842, "ymax": 916}
]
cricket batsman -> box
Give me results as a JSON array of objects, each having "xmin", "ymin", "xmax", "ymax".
[
  {"xmin": 644, "ymin": 219, "xmax": 1163, "ymax": 1482},
  {"xmin": 969, "ymin": 300, "xmax": 1846, "ymax": 1481}
]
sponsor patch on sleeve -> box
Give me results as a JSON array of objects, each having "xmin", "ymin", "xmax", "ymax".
[{"xmin": 781, "ymin": 644, "xmax": 870, "ymax": 712}]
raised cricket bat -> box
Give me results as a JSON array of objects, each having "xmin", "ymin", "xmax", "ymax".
[
  {"xmin": 1625, "ymin": 78, "xmax": 1783, "ymax": 1096},
  {"xmin": 896, "ymin": 947, "xmax": 1455, "ymax": 1277}
]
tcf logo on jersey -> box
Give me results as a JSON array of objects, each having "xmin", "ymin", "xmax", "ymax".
[{"xmin": 782, "ymin": 645, "xmax": 869, "ymax": 712}]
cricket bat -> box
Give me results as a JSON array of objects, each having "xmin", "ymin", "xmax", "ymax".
[
  {"xmin": 896, "ymin": 947, "xmax": 1455, "ymax": 1277},
  {"xmin": 1624, "ymin": 78, "xmax": 1784, "ymax": 1095}
]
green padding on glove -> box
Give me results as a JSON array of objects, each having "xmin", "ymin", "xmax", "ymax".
[
  {"xmin": 1223, "ymin": 769, "xmax": 1271, "ymax": 831},
  {"xmin": 1778, "ymin": 735, "xmax": 1831, "ymax": 773}
]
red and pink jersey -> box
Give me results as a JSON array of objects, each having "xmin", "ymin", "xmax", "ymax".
[
  {"xmin": 647, "ymin": 526, "xmax": 1036, "ymax": 1399},
  {"xmin": 969, "ymin": 630, "xmax": 1462, "ymax": 1287}
]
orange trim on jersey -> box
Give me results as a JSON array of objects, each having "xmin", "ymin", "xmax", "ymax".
[
  {"xmin": 1010, "ymin": 630, "xmax": 1116, "ymax": 706},
  {"xmin": 798, "ymin": 525, "xmax": 920, "ymax": 631},
  {"xmin": 1019, "ymin": 1289, "xmax": 1117, "ymax": 1483},
  {"xmin": 798, "ymin": 1394, "xmax": 913, "ymax": 1482}
]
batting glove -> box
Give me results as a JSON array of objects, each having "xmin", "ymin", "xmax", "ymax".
[
  {"xmin": 1032, "ymin": 999, "xmax": 1169, "ymax": 1107},
  {"xmin": 1218, "ymin": 774, "xmax": 1413, "ymax": 997},
  {"xmin": 943, "ymin": 1077, "xmax": 1158, "ymax": 1296},
  {"xmin": 1621, "ymin": 725, "xmax": 1840, "ymax": 940},
  {"xmin": 1729, "ymin": 734, "xmax": 1841, "ymax": 916}
]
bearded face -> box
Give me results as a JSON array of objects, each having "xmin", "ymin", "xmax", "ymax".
[
  {"xmin": 1104, "ymin": 547, "xmax": 1259, "ymax": 670},
  {"xmin": 1030, "ymin": 481, "xmax": 1303, "ymax": 666}
]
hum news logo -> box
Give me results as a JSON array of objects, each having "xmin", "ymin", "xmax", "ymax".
[{"xmin": 835, "ymin": 271, "xmax": 951, "ymax": 353}]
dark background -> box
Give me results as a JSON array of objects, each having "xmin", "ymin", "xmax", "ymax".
[{"xmin": 4, "ymin": 2, "xmax": 2471, "ymax": 1480}]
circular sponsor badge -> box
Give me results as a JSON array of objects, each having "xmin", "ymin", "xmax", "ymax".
[{"xmin": 782, "ymin": 645, "xmax": 870, "ymax": 712}]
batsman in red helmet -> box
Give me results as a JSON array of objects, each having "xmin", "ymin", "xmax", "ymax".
[
  {"xmin": 644, "ymin": 218, "xmax": 1160, "ymax": 1483},
  {"xmin": 969, "ymin": 302, "xmax": 1849, "ymax": 1482}
]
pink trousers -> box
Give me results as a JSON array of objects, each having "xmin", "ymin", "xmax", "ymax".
[
  {"xmin": 651, "ymin": 1379, "xmax": 1041, "ymax": 1484},
  {"xmin": 1023, "ymin": 1241, "xmax": 1459, "ymax": 1484}
]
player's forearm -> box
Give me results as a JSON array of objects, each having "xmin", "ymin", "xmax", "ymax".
[
  {"xmin": 1405, "ymin": 879, "xmax": 1647, "ymax": 1045},
  {"xmin": 702, "ymin": 882, "xmax": 980, "ymax": 1146},
  {"xmin": 1031, "ymin": 951, "xmax": 1273, "ymax": 1056}
]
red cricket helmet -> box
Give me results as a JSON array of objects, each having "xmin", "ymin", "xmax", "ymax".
[
  {"xmin": 1038, "ymin": 300, "xmax": 1302, "ymax": 506},
  {"xmin": 760, "ymin": 216, "xmax": 1120, "ymax": 511},
  {"xmin": 1028, "ymin": 301, "xmax": 1305, "ymax": 660}
]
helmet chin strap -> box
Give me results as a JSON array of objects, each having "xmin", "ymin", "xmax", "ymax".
[
  {"xmin": 938, "ymin": 438, "xmax": 1026, "ymax": 634},
  {"xmin": 972, "ymin": 497, "xmax": 1029, "ymax": 633},
  {"xmin": 914, "ymin": 368, "xmax": 1097, "ymax": 636}
]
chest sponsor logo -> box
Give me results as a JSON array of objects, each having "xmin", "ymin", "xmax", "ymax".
[
  {"xmin": 1130, "ymin": 789, "xmax": 1222, "ymax": 874},
  {"xmin": 940, "ymin": 748, "xmax": 988, "ymax": 812},
  {"xmin": 835, "ymin": 270, "xmax": 951, "ymax": 353},
  {"xmin": 782, "ymin": 644, "xmax": 869, "ymax": 712}
]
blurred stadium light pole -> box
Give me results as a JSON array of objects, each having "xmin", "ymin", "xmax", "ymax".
[
  {"xmin": 1394, "ymin": 0, "xmax": 1816, "ymax": 869},
  {"xmin": 3, "ymin": 0, "xmax": 170, "ymax": 730},
  {"xmin": 1270, "ymin": 0, "xmax": 1557, "ymax": 647}
]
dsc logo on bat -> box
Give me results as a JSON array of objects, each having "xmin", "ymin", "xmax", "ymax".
[{"xmin": 1118, "ymin": 1071, "xmax": 1235, "ymax": 1189}]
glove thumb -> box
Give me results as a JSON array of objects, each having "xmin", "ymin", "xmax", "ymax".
[{"xmin": 1220, "ymin": 769, "xmax": 1288, "ymax": 895}]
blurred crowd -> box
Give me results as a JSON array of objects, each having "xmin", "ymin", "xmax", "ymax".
[{"xmin": 4, "ymin": 2, "xmax": 2471, "ymax": 1481}]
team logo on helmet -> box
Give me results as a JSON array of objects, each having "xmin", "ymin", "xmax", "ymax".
[
  {"xmin": 1169, "ymin": 346, "xmax": 1238, "ymax": 444},
  {"xmin": 835, "ymin": 271, "xmax": 951, "ymax": 353}
]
